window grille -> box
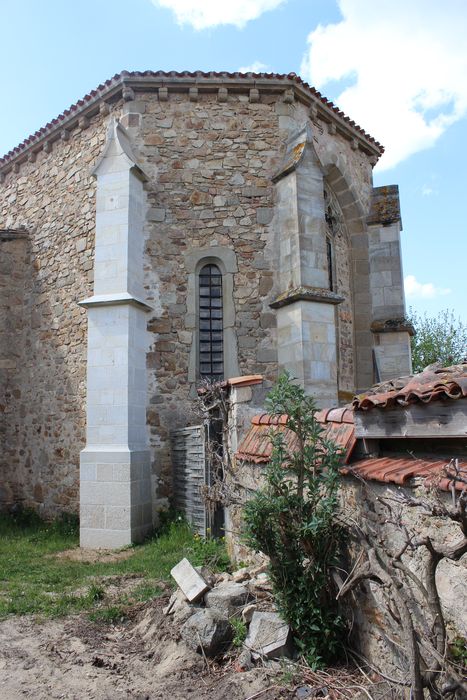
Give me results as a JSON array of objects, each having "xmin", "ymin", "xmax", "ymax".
[
  {"xmin": 199, "ymin": 264, "xmax": 224, "ymax": 380},
  {"xmin": 324, "ymin": 188, "xmax": 337, "ymax": 292},
  {"xmin": 326, "ymin": 237, "xmax": 334, "ymax": 291}
]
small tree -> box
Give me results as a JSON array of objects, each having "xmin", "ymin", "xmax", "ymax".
[
  {"xmin": 409, "ymin": 308, "xmax": 467, "ymax": 373},
  {"xmin": 243, "ymin": 372, "xmax": 345, "ymax": 667}
]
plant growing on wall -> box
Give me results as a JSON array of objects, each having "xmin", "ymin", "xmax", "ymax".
[
  {"xmin": 242, "ymin": 372, "xmax": 345, "ymax": 668},
  {"xmin": 339, "ymin": 461, "xmax": 467, "ymax": 700}
]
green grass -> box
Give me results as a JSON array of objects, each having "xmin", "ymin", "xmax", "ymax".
[{"xmin": 0, "ymin": 512, "xmax": 230, "ymax": 620}]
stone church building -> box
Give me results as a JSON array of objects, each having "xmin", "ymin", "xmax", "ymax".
[{"xmin": 0, "ymin": 70, "xmax": 412, "ymax": 547}]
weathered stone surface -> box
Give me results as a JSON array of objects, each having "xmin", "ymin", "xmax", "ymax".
[
  {"xmin": 163, "ymin": 588, "xmax": 196, "ymax": 624},
  {"xmin": 241, "ymin": 603, "xmax": 258, "ymax": 625},
  {"xmin": 236, "ymin": 648, "xmax": 253, "ymax": 671},
  {"xmin": 204, "ymin": 582, "xmax": 250, "ymax": 616},
  {"xmin": 231, "ymin": 567, "xmax": 251, "ymax": 583},
  {"xmin": 180, "ymin": 609, "xmax": 233, "ymax": 656},
  {"xmin": 171, "ymin": 558, "xmax": 210, "ymax": 602},
  {"xmin": 245, "ymin": 611, "xmax": 292, "ymax": 659}
]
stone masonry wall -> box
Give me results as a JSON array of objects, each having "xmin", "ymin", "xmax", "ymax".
[
  {"xmin": 126, "ymin": 91, "xmax": 373, "ymax": 498},
  {"xmin": 134, "ymin": 91, "xmax": 284, "ymax": 499},
  {"xmin": 0, "ymin": 231, "xmax": 29, "ymax": 505},
  {"xmin": 335, "ymin": 227, "xmax": 354, "ymax": 398},
  {"xmin": 1, "ymin": 81, "xmax": 377, "ymax": 518},
  {"xmin": 342, "ymin": 479, "xmax": 467, "ymax": 681},
  {"xmin": 0, "ymin": 110, "xmax": 111, "ymax": 514}
]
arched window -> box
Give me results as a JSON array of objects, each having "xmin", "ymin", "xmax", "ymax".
[{"xmin": 198, "ymin": 264, "xmax": 224, "ymax": 380}]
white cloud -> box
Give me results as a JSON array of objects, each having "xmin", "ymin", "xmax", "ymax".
[
  {"xmin": 404, "ymin": 275, "xmax": 451, "ymax": 300},
  {"xmin": 152, "ymin": 0, "xmax": 287, "ymax": 30},
  {"xmin": 300, "ymin": 0, "xmax": 467, "ymax": 170},
  {"xmin": 421, "ymin": 185, "xmax": 437, "ymax": 197},
  {"xmin": 238, "ymin": 61, "xmax": 270, "ymax": 73}
]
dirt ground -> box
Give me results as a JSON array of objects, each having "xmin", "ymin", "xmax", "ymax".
[{"xmin": 0, "ymin": 594, "xmax": 294, "ymax": 700}]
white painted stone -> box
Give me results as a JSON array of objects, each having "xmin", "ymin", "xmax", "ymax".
[{"xmin": 171, "ymin": 558, "xmax": 210, "ymax": 602}]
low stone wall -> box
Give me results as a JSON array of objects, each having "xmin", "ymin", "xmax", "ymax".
[
  {"xmin": 226, "ymin": 458, "xmax": 467, "ymax": 679},
  {"xmin": 341, "ymin": 478, "xmax": 467, "ymax": 680}
]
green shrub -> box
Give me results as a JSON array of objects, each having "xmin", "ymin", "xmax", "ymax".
[
  {"xmin": 243, "ymin": 372, "xmax": 345, "ymax": 668},
  {"xmin": 231, "ymin": 617, "xmax": 247, "ymax": 647}
]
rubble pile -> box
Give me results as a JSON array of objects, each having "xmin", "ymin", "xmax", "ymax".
[{"xmin": 165, "ymin": 558, "xmax": 293, "ymax": 664}]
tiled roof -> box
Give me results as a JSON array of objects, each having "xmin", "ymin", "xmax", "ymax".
[
  {"xmin": 353, "ymin": 363, "xmax": 467, "ymax": 411},
  {"xmin": 235, "ymin": 407, "xmax": 356, "ymax": 464},
  {"xmin": 341, "ymin": 457, "xmax": 467, "ymax": 492},
  {"xmin": 0, "ymin": 70, "xmax": 383, "ymax": 169}
]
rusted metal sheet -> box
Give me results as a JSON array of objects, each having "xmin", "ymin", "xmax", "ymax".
[{"xmin": 341, "ymin": 457, "xmax": 467, "ymax": 492}]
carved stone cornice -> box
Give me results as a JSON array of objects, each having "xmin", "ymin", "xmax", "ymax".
[
  {"xmin": 270, "ymin": 286, "xmax": 345, "ymax": 309},
  {"xmin": 371, "ymin": 318, "xmax": 415, "ymax": 336},
  {"xmin": 0, "ymin": 71, "xmax": 383, "ymax": 178}
]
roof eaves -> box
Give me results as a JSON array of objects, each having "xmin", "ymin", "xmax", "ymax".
[
  {"xmin": 0, "ymin": 70, "xmax": 383, "ymax": 176},
  {"xmin": 341, "ymin": 456, "xmax": 467, "ymax": 492}
]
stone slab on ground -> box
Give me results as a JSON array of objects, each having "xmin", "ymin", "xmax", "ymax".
[
  {"xmin": 171, "ymin": 558, "xmax": 210, "ymax": 602},
  {"xmin": 180, "ymin": 609, "xmax": 233, "ymax": 656},
  {"xmin": 204, "ymin": 582, "xmax": 250, "ymax": 617},
  {"xmin": 245, "ymin": 611, "xmax": 292, "ymax": 659},
  {"xmin": 163, "ymin": 588, "xmax": 196, "ymax": 624}
]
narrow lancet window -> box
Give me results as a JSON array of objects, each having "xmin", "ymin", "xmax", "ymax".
[
  {"xmin": 324, "ymin": 187, "xmax": 337, "ymax": 292},
  {"xmin": 199, "ymin": 264, "xmax": 224, "ymax": 380},
  {"xmin": 326, "ymin": 237, "xmax": 334, "ymax": 292}
]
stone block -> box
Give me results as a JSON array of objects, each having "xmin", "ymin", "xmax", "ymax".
[
  {"xmin": 257, "ymin": 348, "xmax": 277, "ymax": 363},
  {"xmin": 256, "ymin": 208, "xmax": 274, "ymax": 225},
  {"xmin": 245, "ymin": 611, "xmax": 292, "ymax": 659},
  {"xmin": 147, "ymin": 207, "xmax": 166, "ymax": 222},
  {"xmin": 205, "ymin": 582, "xmax": 250, "ymax": 616},
  {"xmin": 163, "ymin": 588, "xmax": 197, "ymax": 624},
  {"xmin": 80, "ymin": 527, "xmax": 132, "ymax": 549},
  {"xmin": 171, "ymin": 558, "xmax": 210, "ymax": 602},
  {"xmin": 181, "ymin": 609, "xmax": 233, "ymax": 656}
]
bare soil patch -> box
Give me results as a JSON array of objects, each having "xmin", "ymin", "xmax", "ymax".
[
  {"xmin": 53, "ymin": 547, "xmax": 135, "ymax": 564},
  {"xmin": 0, "ymin": 595, "xmax": 291, "ymax": 700}
]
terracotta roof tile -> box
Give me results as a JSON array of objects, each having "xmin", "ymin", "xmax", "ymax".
[
  {"xmin": 236, "ymin": 408, "xmax": 356, "ymax": 464},
  {"xmin": 341, "ymin": 457, "xmax": 467, "ymax": 492},
  {"xmin": 353, "ymin": 363, "xmax": 467, "ymax": 411}
]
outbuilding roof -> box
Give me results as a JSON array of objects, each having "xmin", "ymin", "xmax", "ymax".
[
  {"xmin": 341, "ymin": 457, "xmax": 467, "ymax": 493},
  {"xmin": 0, "ymin": 70, "xmax": 383, "ymax": 174},
  {"xmin": 353, "ymin": 363, "xmax": 467, "ymax": 411},
  {"xmin": 236, "ymin": 364, "xmax": 467, "ymax": 492},
  {"xmin": 235, "ymin": 406, "xmax": 356, "ymax": 465}
]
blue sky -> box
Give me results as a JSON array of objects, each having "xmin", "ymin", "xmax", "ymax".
[{"xmin": 1, "ymin": 0, "xmax": 466, "ymax": 323}]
